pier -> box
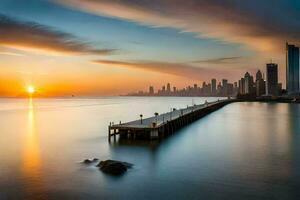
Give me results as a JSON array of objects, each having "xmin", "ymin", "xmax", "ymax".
[{"xmin": 108, "ymin": 99, "xmax": 236, "ymax": 141}]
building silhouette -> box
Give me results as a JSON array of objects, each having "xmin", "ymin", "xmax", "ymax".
[
  {"xmin": 239, "ymin": 78, "xmax": 245, "ymax": 94},
  {"xmin": 286, "ymin": 43, "xmax": 299, "ymax": 94},
  {"xmin": 128, "ymin": 64, "xmax": 283, "ymax": 97},
  {"xmin": 266, "ymin": 63, "xmax": 279, "ymax": 96},
  {"xmin": 222, "ymin": 79, "xmax": 228, "ymax": 95},
  {"xmin": 211, "ymin": 79, "xmax": 217, "ymax": 95},
  {"xmin": 149, "ymin": 86, "xmax": 154, "ymax": 95},
  {"xmin": 244, "ymin": 72, "xmax": 254, "ymax": 94},
  {"xmin": 255, "ymin": 70, "xmax": 265, "ymax": 96},
  {"xmin": 167, "ymin": 83, "xmax": 171, "ymax": 93}
]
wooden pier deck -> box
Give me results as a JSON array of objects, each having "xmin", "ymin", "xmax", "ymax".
[{"xmin": 108, "ymin": 99, "xmax": 236, "ymax": 141}]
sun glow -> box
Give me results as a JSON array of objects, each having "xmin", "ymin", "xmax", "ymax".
[{"xmin": 27, "ymin": 86, "xmax": 35, "ymax": 95}]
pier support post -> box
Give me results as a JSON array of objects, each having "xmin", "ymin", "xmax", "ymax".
[
  {"xmin": 113, "ymin": 129, "xmax": 116, "ymax": 141},
  {"xmin": 108, "ymin": 125, "xmax": 111, "ymax": 142}
]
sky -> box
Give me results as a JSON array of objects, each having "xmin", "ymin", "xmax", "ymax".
[{"xmin": 0, "ymin": 0, "xmax": 300, "ymax": 97}]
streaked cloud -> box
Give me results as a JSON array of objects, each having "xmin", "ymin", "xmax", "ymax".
[
  {"xmin": 0, "ymin": 14, "xmax": 116, "ymax": 55},
  {"xmin": 93, "ymin": 59, "xmax": 230, "ymax": 80},
  {"xmin": 56, "ymin": 0, "xmax": 300, "ymax": 52},
  {"xmin": 192, "ymin": 57, "xmax": 243, "ymax": 65},
  {"xmin": 0, "ymin": 51, "xmax": 25, "ymax": 57}
]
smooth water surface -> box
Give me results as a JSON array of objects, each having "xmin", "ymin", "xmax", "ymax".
[{"xmin": 0, "ymin": 97, "xmax": 299, "ymax": 199}]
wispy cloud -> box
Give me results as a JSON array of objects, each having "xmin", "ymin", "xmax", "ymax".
[
  {"xmin": 93, "ymin": 59, "xmax": 229, "ymax": 80},
  {"xmin": 192, "ymin": 57, "xmax": 243, "ymax": 64},
  {"xmin": 0, "ymin": 14, "xmax": 116, "ymax": 55},
  {"xmin": 56, "ymin": 0, "xmax": 300, "ymax": 52},
  {"xmin": 0, "ymin": 51, "xmax": 25, "ymax": 57}
]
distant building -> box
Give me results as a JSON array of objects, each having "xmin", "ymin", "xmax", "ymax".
[
  {"xmin": 239, "ymin": 78, "xmax": 245, "ymax": 94},
  {"xmin": 256, "ymin": 70, "xmax": 263, "ymax": 81},
  {"xmin": 222, "ymin": 79, "xmax": 228, "ymax": 95},
  {"xmin": 202, "ymin": 81, "xmax": 206, "ymax": 88},
  {"xmin": 256, "ymin": 70, "xmax": 265, "ymax": 96},
  {"xmin": 286, "ymin": 43, "xmax": 299, "ymax": 94},
  {"xmin": 211, "ymin": 79, "xmax": 217, "ymax": 95},
  {"xmin": 227, "ymin": 83, "xmax": 234, "ymax": 96},
  {"xmin": 217, "ymin": 82, "xmax": 222, "ymax": 94},
  {"xmin": 244, "ymin": 72, "xmax": 254, "ymax": 94},
  {"xmin": 278, "ymin": 83, "xmax": 283, "ymax": 96},
  {"xmin": 149, "ymin": 86, "xmax": 154, "ymax": 95},
  {"xmin": 167, "ymin": 83, "xmax": 171, "ymax": 93},
  {"xmin": 233, "ymin": 82, "xmax": 238, "ymax": 95},
  {"xmin": 266, "ymin": 63, "xmax": 279, "ymax": 96}
]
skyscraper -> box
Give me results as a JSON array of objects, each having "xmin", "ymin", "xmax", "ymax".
[
  {"xmin": 256, "ymin": 70, "xmax": 263, "ymax": 81},
  {"xmin": 266, "ymin": 63, "xmax": 278, "ymax": 96},
  {"xmin": 244, "ymin": 72, "xmax": 254, "ymax": 94},
  {"xmin": 167, "ymin": 83, "xmax": 171, "ymax": 93},
  {"xmin": 256, "ymin": 70, "xmax": 265, "ymax": 96},
  {"xmin": 233, "ymin": 82, "xmax": 238, "ymax": 95},
  {"xmin": 222, "ymin": 79, "xmax": 228, "ymax": 95},
  {"xmin": 286, "ymin": 43, "xmax": 299, "ymax": 94},
  {"xmin": 239, "ymin": 78, "xmax": 245, "ymax": 94},
  {"xmin": 149, "ymin": 86, "xmax": 154, "ymax": 95},
  {"xmin": 211, "ymin": 79, "xmax": 217, "ymax": 95},
  {"xmin": 162, "ymin": 86, "xmax": 166, "ymax": 94}
]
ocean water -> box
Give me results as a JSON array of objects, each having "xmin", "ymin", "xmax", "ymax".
[{"xmin": 0, "ymin": 97, "xmax": 299, "ymax": 200}]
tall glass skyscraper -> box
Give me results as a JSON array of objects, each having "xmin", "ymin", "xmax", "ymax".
[
  {"xmin": 286, "ymin": 43, "xmax": 299, "ymax": 94},
  {"xmin": 266, "ymin": 63, "xmax": 278, "ymax": 96}
]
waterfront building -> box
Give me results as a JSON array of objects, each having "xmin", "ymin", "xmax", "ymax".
[
  {"xmin": 217, "ymin": 82, "xmax": 222, "ymax": 94},
  {"xmin": 286, "ymin": 43, "xmax": 299, "ymax": 94},
  {"xmin": 278, "ymin": 83, "xmax": 283, "ymax": 96},
  {"xmin": 228, "ymin": 83, "xmax": 234, "ymax": 96},
  {"xmin": 266, "ymin": 63, "xmax": 279, "ymax": 96},
  {"xmin": 211, "ymin": 79, "xmax": 217, "ymax": 95},
  {"xmin": 222, "ymin": 79, "xmax": 228, "ymax": 95},
  {"xmin": 233, "ymin": 82, "xmax": 238, "ymax": 95},
  {"xmin": 167, "ymin": 83, "xmax": 171, "ymax": 93},
  {"xmin": 239, "ymin": 78, "xmax": 245, "ymax": 94},
  {"xmin": 244, "ymin": 72, "xmax": 254, "ymax": 94},
  {"xmin": 256, "ymin": 70, "xmax": 265, "ymax": 96},
  {"xmin": 149, "ymin": 86, "xmax": 154, "ymax": 95}
]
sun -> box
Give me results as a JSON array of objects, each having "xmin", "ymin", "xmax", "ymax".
[{"xmin": 27, "ymin": 86, "xmax": 35, "ymax": 95}]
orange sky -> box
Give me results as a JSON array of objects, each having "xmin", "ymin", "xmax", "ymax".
[{"xmin": 1, "ymin": 0, "xmax": 298, "ymax": 97}]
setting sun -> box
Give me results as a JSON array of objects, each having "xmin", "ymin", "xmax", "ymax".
[{"xmin": 27, "ymin": 86, "xmax": 35, "ymax": 94}]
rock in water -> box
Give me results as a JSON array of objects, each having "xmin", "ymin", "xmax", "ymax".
[
  {"xmin": 97, "ymin": 160, "xmax": 133, "ymax": 175},
  {"xmin": 82, "ymin": 158, "xmax": 99, "ymax": 164},
  {"xmin": 83, "ymin": 159, "xmax": 93, "ymax": 164}
]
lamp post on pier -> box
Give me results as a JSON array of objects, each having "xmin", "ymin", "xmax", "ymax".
[
  {"xmin": 140, "ymin": 114, "xmax": 143, "ymax": 124},
  {"xmin": 154, "ymin": 112, "xmax": 159, "ymax": 123}
]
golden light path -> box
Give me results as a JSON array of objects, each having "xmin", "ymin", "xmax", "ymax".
[{"xmin": 21, "ymin": 97, "xmax": 45, "ymax": 198}]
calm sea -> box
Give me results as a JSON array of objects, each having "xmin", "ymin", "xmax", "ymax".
[{"xmin": 0, "ymin": 97, "xmax": 299, "ymax": 200}]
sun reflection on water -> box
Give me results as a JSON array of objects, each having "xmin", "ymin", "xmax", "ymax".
[{"xmin": 22, "ymin": 97, "xmax": 44, "ymax": 198}]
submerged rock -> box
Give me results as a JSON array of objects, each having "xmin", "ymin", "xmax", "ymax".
[
  {"xmin": 97, "ymin": 160, "xmax": 133, "ymax": 175},
  {"xmin": 82, "ymin": 158, "xmax": 99, "ymax": 164}
]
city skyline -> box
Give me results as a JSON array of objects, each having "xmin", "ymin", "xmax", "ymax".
[
  {"xmin": 1, "ymin": 0, "xmax": 300, "ymax": 97},
  {"xmin": 127, "ymin": 62, "xmax": 283, "ymax": 97}
]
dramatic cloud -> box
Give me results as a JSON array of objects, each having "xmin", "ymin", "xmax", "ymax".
[
  {"xmin": 93, "ymin": 59, "xmax": 233, "ymax": 80},
  {"xmin": 56, "ymin": 0, "xmax": 300, "ymax": 52},
  {"xmin": 0, "ymin": 14, "xmax": 115, "ymax": 55}
]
